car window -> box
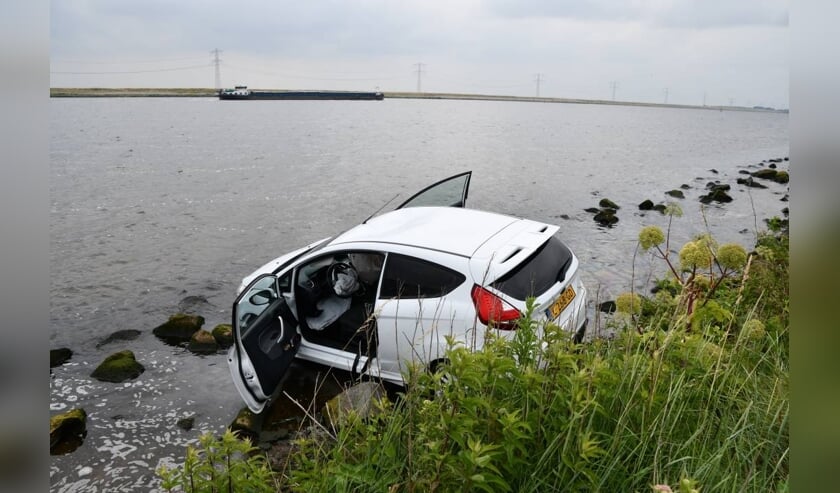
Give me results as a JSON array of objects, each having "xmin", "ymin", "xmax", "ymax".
[
  {"xmin": 379, "ymin": 254, "xmax": 466, "ymax": 299},
  {"xmin": 492, "ymin": 235, "xmax": 573, "ymax": 299}
]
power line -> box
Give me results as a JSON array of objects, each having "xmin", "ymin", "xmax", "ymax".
[
  {"xmin": 224, "ymin": 63, "xmax": 406, "ymax": 81},
  {"xmin": 49, "ymin": 64, "xmax": 209, "ymax": 75},
  {"xmin": 51, "ymin": 56, "xmax": 207, "ymax": 65}
]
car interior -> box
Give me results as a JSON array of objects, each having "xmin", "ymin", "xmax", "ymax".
[{"xmin": 294, "ymin": 251, "xmax": 385, "ymax": 358}]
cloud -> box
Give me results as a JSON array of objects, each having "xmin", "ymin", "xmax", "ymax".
[{"xmin": 484, "ymin": 0, "xmax": 789, "ymax": 29}]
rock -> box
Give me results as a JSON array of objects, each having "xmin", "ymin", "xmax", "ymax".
[
  {"xmin": 736, "ymin": 177, "xmax": 767, "ymax": 188},
  {"xmin": 652, "ymin": 204, "xmax": 667, "ymax": 214},
  {"xmin": 559, "ymin": 214, "xmax": 570, "ymax": 220},
  {"xmin": 593, "ymin": 209, "xmax": 619, "ymax": 226},
  {"xmin": 230, "ymin": 407, "xmax": 263, "ymax": 443},
  {"xmin": 699, "ymin": 189, "xmax": 733, "ymax": 204},
  {"xmin": 322, "ymin": 382, "xmax": 386, "ymax": 429},
  {"xmin": 96, "ymin": 329, "xmax": 141, "ymax": 348},
  {"xmin": 178, "ymin": 295, "xmax": 211, "ymax": 314},
  {"xmin": 751, "ymin": 168, "xmax": 778, "ymax": 180},
  {"xmin": 598, "ymin": 301, "xmax": 616, "ymax": 313},
  {"xmin": 769, "ymin": 163, "xmax": 777, "ymax": 169},
  {"xmin": 176, "ymin": 416, "xmax": 195, "ymax": 431},
  {"xmin": 638, "ymin": 199, "xmax": 654, "ymax": 211},
  {"xmin": 739, "ymin": 228, "xmax": 749, "ymax": 234},
  {"xmin": 706, "ymin": 182, "xmax": 730, "ymax": 191},
  {"xmin": 769, "ymin": 158, "xmax": 783, "ymax": 163},
  {"xmin": 738, "ymin": 170, "xmax": 751, "ymax": 175},
  {"xmin": 152, "ymin": 313, "xmax": 205, "ymax": 343},
  {"xmin": 782, "ymin": 207, "xmax": 789, "ymax": 216},
  {"xmin": 598, "ymin": 198, "xmax": 620, "ymax": 210},
  {"xmin": 50, "ymin": 348, "xmax": 73, "ymax": 368},
  {"xmin": 784, "ymin": 157, "xmax": 789, "ymax": 161},
  {"xmin": 584, "ymin": 207, "xmax": 600, "ymax": 214},
  {"xmin": 188, "ymin": 330, "xmax": 219, "ymax": 354},
  {"xmin": 50, "ymin": 408, "xmax": 87, "ymax": 454},
  {"xmin": 680, "ymin": 184, "xmax": 691, "ymax": 189},
  {"xmin": 90, "ymin": 350, "xmax": 144, "ymax": 383},
  {"xmin": 773, "ymin": 171, "xmax": 789, "ymax": 184},
  {"xmin": 665, "ymin": 190, "xmax": 685, "ymax": 199},
  {"xmin": 781, "ymin": 194, "xmax": 789, "ymax": 202},
  {"xmin": 211, "ymin": 324, "xmax": 233, "ymax": 349},
  {"xmin": 709, "ymin": 168, "xmax": 718, "ymax": 174}
]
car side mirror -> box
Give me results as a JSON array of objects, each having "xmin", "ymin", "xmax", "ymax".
[{"xmin": 249, "ymin": 289, "xmax": 274, "ymax": 306}]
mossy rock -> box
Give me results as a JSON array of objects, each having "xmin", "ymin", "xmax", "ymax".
[
  {"xmin": 230, "ymin": 407, "xmax": 262, "ymax": 443},
  {"xmin": 751, "ymin": 168, "xmax": 778, "ymax": 180},
  {"xmin": 152, "ymin": 313, "xmax": 205, "ymax": 343},
  {"xmin": 583, "ymin": 207, "xmax": 600, "ymax": 214},
  {"xmin": 652, "ymin": 203, "xmax": 667, "ymax": 214},
  {"xmin": 773, "ymin": 170, "xmax": 789, "ymax": 184},
  {"xmin": 176, "ymin": 416, "xmax": 195, "ymax": 431},
  {"xmin": 188, "ymin": 329, "xmax": 219, "ymax": 354},
  {"xmin": 665, "ymin": 189, "xmax": 685, "ymax": 199},
  {"xmin": 322, "ymin": 382, "xmax": 386, "ymax": 429},
  {"xmin": 699, "ymin": 189, "xmax": 733, "ymax": 204},
  {"xmin": 212, "ymin": 324, "xmax": 234, "ymax": 349},
  {"xmin": 593, "ymin": 209, "xmax": 618, "ymax": 226},
  {"xmin": 50, "ymin": 408, "xmax": 87, "ymax": 454},
  {"xmin": 638, "ymin": 199, "xmax": 654, "ymax": 211},
  {"xmin": 50, "ymin": 348, "xmax": 73, "ymax": 368},
  {"xmin": 598, "ymin": 198, "xmax": 620, "ymax": 210},
  {"xmin": 90, "ymin": 350, "xmax": 144, "ymax": 383}
]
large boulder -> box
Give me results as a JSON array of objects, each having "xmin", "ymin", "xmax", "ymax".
[
  {"xmin": 50, "ymin": 348, "xmax": 73, "ymax": 368},
  {"xmin": 50, "ymin": 408, "xmax": 87, "ymax": 454},
  {"xmin": 152, "ymin": 313, "xmax": 205, "ymax": 343},
  {"xmin": 322, "ymin": 382, "xmax": 386, "ymax": 429},
  {"xmin": 188, "ymin": 329, "xmax": 219, "ymax": 354},
  {"xmin": 212, "ymin": 324, "xmax": 234, "ymax": 349},
  {"xmin": 90, "ymin": 350, "xmax": 144, "ymax": 383},
  {"xmin": 773, "ymin": 170, "xmax": 789, "ymax": 184}
]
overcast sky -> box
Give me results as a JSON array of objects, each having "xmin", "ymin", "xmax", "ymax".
[{"xmin": 49, "ymin": 0, "xmax": 789, "ymax": 108}]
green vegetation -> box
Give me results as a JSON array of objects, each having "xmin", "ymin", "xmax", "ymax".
[
  {"xmin": 158, "ymin": 213, "xmax": 789, "ymax": 492},
  {"xmin": 157, "ymin": 429, "xmax": 279, "ymax": 492}
]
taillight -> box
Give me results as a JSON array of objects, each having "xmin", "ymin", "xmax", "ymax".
[{"xmin": 471, "ymin": 285, "xmax": 521, "ymax": 330}]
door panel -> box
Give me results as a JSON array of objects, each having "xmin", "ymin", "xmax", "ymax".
[{"xmin": 229, "ymin": 274, "xmax": 299, "ymax": 413}]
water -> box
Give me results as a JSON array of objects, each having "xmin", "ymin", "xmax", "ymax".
[{"xmin": 50, "ymin": 97, "xmax": 788, "ymax": 491}]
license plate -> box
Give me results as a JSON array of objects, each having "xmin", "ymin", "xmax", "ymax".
[{"xmin": 545, "ymin": 285, "xmax": 576, "ymax": 320}]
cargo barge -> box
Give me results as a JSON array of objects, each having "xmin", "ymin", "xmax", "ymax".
[{"xmin": 219, "ymin": 86, "xmax": 384, "ymax": 101}]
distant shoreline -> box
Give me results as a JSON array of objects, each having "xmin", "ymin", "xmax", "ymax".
[{"xmin": 49, "ymin": 87, "xmax": 788, "ymax": 113}]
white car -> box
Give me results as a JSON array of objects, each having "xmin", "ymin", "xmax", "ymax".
[{"xmin": 228, "ymin": 172, "xmax": 588, "ymax": 413}]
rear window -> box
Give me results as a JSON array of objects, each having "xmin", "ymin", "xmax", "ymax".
[
  {"xmin": 380, "ymin": 254, "xmax": 466, "ymax": 299},
  {"xmin": 492, "ymin": 236, "xmax": 573, "ymax": 299}
]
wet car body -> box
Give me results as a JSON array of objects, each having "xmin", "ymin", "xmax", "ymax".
[{"xmin": 228, "ymin": 172, "xmax": 588, "ymax": 412}]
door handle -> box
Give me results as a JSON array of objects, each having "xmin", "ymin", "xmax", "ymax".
[{"xmin": 276, "ymin": 317, "xmax": 285, "ymax": 343}]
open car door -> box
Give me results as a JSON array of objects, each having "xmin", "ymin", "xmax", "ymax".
[
  {"xmin": 396, "ymin": 171, "xmax": 471, "ymax": 209},
  {"xmin": 227, "ymin": 274, "xmax": 300, "ymax": 413}
]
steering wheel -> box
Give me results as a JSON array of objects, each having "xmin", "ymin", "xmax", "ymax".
[{"xmin": 328, "ymin": 262, "xmax": 356, "ymax": 298}]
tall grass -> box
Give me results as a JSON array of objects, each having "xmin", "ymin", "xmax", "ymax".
[
  {"xmin": 158, "ymin": 221, "xmax": 789, "ymax": 492},
  {"xmin": 283, "ymin": 226, "xmax": 789, "ymax": 492}
]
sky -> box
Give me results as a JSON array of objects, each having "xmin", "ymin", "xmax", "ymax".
[{"xmin": 49, "ymin": 0, "xmax": 789, "ymax": 108}]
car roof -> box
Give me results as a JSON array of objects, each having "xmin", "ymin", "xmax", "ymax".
[{"xmin": 328, "ymin": 206, "xmax": 521, "ymax": 258}]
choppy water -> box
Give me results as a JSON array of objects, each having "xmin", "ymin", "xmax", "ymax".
[{"xmin": 50, "ymin": 97, "xmax": 788, "ymax": 491}]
